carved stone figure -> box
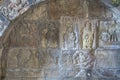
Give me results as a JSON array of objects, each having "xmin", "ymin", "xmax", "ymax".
[
  {"xmin": 46, "ymin": 23, "xmax": 58, "ymax": 48},
  {"xmin": 82, "ymin": 21, "xmax": 94, "ymax": 49},
  {"xmin": 63, "ymin": 23, "xmax": 76, "ymax": 49},
  {"xmin": 99, "ymin": 20, "xmax": 120, "ymax": 47},
  {"xmin": 73, "ymin": 51, "xmax": 81, "ymax": 65},
  {"xmin": 41, "ymin": 27, "xmax": 48, "ymax": 48},
  {"xmin": 101, "ymin": 31, "xmax": 110, "ymax": 42},
  {"xmin": 73, "ymin": 51, "xmax": 86, "ymax": 66},
  {"xmin": 73, "ymin": 51, "xmax": 94, "ymax": 77},
  {"xmin": 109, "ymin": 24, "xmax": 118, "ymax": 42}
]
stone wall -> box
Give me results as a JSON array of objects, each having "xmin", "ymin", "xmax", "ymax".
[{"xmin": 0, "ymin": 0, "xmax": 120, "ymax": 80}]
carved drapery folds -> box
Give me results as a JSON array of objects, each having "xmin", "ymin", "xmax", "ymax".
[{"xmin": 82, "ymin": 20, "xmax": 97, "ymax": 49}]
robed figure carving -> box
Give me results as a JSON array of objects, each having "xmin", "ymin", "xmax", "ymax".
[
  {"xmin": 63, "ymin": 23, "xmax": 76, "ymax": 49},
  {"xmin": 82, "ymin": 21, "xmax": 94, "ymax": 49}
]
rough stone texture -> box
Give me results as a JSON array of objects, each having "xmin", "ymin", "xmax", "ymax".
[
  {"xmin": 0, "ymin": 0, "xmax": 120, "ymax": 80},
  {"xmin": 9, "ymin": 21, "xmax": 39, "ymax": 47},
  {"xmin": 0, "ymin": 48, "xmax": 3, "ymax": 77}
]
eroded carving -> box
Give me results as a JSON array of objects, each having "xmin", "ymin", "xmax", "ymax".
[
  {"xmin": 40, "ymin": 22, "xmax": 59, "ymax": 48},
  {"xmin": 47, "ymin": 23, "xmax": 58, "ymax": 48},
  {"xmin": 60, "ymin": 16, "xmax": 79, "ymax": 50},
  {"xmin": 73, "ymin": 50, "xmax": 94, "ymax": 77},
  {"xmin": 93, "ymin": 49, "xmax": 120, "ymax": 78},
  {"xmin": 82, "ymin": 21, "xmax": 94, "ymax": 49},
  {"xmin": 9, "ymin": 21, "xmax": 38, "ymax": 47},
  {"xmin": 99, "ymin": 20, "xmax": 120, "ymax": 48},
  {"xmin": 7, "ymin": 48, "xmax": 39, "ymax": 69},
  {"xmin": 41, "ymin": 26, "xmax": 47, "ymax": 48},
  {"xmin": 61, "ymin": 50, "xmax": 95, "ymax": 78},
  {"xmin": 63, "ymin": 23, "xmax": 76, "ymax": 49},
  {"xmin": 0, "ymin": 0, "xmax": 44, "ymax": 20},
  {"xmin": 0, "ymin": 0, "xmax": 29, "ymax": 20},
  {"xmin": 81, "ymin": 19, "xmax": 97, "ymax": 50}
]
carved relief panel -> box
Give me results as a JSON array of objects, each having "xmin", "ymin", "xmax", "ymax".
[
  {"xmin": 7, "ymin": 48, "xmax": 40, "ymax": 69},
  {"xmin": 60, "ymin": 16, "xmax": 79, "ymax": 50},
  {"xmin": 99, "ymin": 20, "xmax": 120, "ymax": 48},
  {"xmin": 39, "ymin": 21, "xmax": 59, "ymax": 49},
  {"xmin": 61, "ymin": 50, "xmax": 95, "ymax": 77},
  {"xmin": 60, "ymin": 16, "xmax": 97, "ymax": 50},
  {"xmin": 94, "ymin": 49, "xmax": 120, "ymax": 78},
  {"xmin": 61, "ymin": 50, "xmax": 94, "ymax": 68},
  {"xmin": 80, "ymin": 19, "xmax": 97, "ymax": 49},
  {"xmin": 10, "ymin": 21, "xmax": 38, "ymax": 47}
]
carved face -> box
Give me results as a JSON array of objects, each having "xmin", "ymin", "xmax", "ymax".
[{"xmin": 85, "ymin": 22, "xmax": 92, "ymax": 31}]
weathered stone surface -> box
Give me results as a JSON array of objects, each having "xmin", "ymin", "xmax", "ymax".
[
  {"xmin": 98, "ymin": 20, "xmax": 120, "ymax": 48},
  {"xmin": 1, "ymin": 0, "xmax": 120, "ymax": 80},
  {"xmin": 0, "ymin": 14, "xmax": 10, "ymax": 37},
  {"xmin": 60, "ymin": 50, "xmax": 95, "ymax": 78},
  {"xmin": 7, "ymin": 48, "xmax": 40, "ymax": 69},
  {"xmin": 93, "ymin": 49, "xmax": 120, "ymax": 79},
  {"xmin": 60, "ymin": 16, "xmax": 79, "ymax": 50},
  {"xmin": 89, "ymin": 0, "xmax": 112, "ymax": 18},
  {"xmin": 60, "ymin": 16, "xmax": 97, "ymax": 50},
  {"xmin": 48, "ymin": 0, "xmax": 89, "ymax": 20},
  {"xmin": 38, "ymin": 21, "xmax": 59, "ymax": 49},
  {"xmin": 9, "ymin": 21, "xmax": 38, "ymax": 47},
  {"xmin": 6, "ymin": 48, "xmax": 45, "ymax": 79},
  {"xmin": 0, "ymin": 48, "xmax": 3, "ymax": 77},
  {"xmin": 24, "ymin": 3, "xmax": 47, "ymax": 21}
]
